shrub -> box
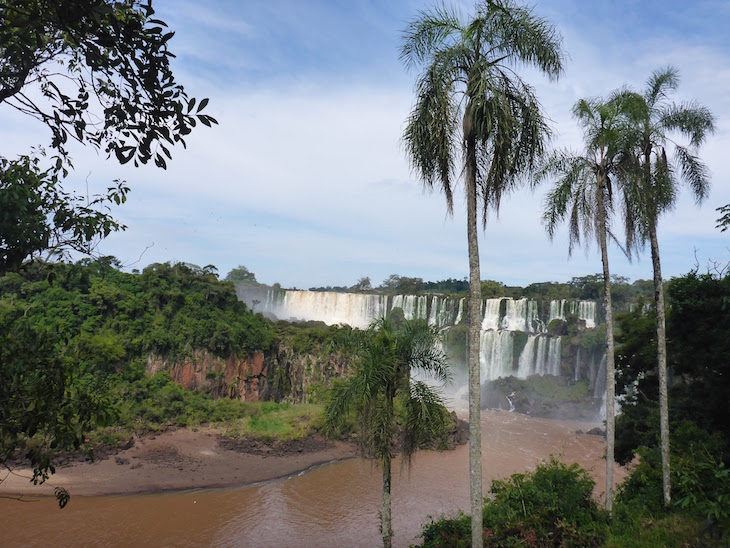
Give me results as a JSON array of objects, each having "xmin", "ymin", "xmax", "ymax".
[
  {"xmin": 419, "ymin": 457, "xmax": 609, "ymax": 547},
  {"xmin": 614, "ymin": 422, "xmax": 730, "ymax": 544}
]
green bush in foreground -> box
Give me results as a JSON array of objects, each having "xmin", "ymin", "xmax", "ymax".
[
  {"xmin": 420, "ymin": 457, "xmax": 609, "ymax": 547},
  {"xmin": 613, "ymin": 422, "xmax": 730, "ymax": 545}
]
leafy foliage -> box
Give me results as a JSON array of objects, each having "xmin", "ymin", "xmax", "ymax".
[
  {"xmin": 0, "ymin": 0, "xmax": 217, "ymax": 166},
  {"xmin": 614, "ymin": 270, "xmax": 730, "ymax": 541},
  {"xmin": 0, "ymin": 259, "xmax": 275, "ymax": 494},
  {"xmin": 615, "ymin": 423, "xmax": 730, "ymax": 542},
  {"xmin": 419, "ymin": 457, "xmax": 609, "ymax": 547},
  {"xmin": 225, "ymin": 265, "xmax": 257, "ymax": 284},
  {"xmin": 615, "ymin": 271, "xmax": 730, "ymax": 463},
  {"xmin": 0, "ymin": 303, "xmax": 112, "ymax": 487},
  {"xmin": 0, "ymin": 154, "xmax": 128, "ymax": 274},
  {"xmin": 325, "ymin": 315, "xmax": 451, "ymax": 465},
  {"xmin": 716, "ymin": 203, "xmax": 730, "ymax": 232},
  {"xmin": 621, "ymin": 67, "xmax": 715, "ymax": 241}
]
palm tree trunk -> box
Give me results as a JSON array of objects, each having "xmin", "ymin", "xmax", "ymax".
[
  {"xmin": 649, "ymin": 222, "xmax": 671, "ymax": 506},
  {"xmin": 382, "ymin": 456, "xmax": 392, "ymax": 548},
  {"xmin": 596, "ymin": 173, "xmax": 616, "ymax": 512},
  {"xmin": 465, "ymin": 111, "xmax": 483, "ymax": 547}
]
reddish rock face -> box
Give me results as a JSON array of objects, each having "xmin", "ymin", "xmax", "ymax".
[
  {"xmin": 250, "ymin": 353, "xmax": 265, "ymax": 377},
  {"xmin": 178, "ymin": 363, "xmax": 196, "ymax": 390},
  {"xmin": 145, "ymin": 346, "xmax": 351, "ymax": 404}
]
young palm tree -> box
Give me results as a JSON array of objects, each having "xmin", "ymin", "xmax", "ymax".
[
  {"xmin": 324, "ymin": 314, "xmax": 450, "ymax": 548},
  {"xmin": 623, "ymin": 67, "xmax": 715, "ymax": 507},
  {"xmin": 538, "ymin": 95, "xmax": 635, "ymax": 511},
  {"xmin": 400, "ymin": 3, "xmax": 563, "ymax": 542}
]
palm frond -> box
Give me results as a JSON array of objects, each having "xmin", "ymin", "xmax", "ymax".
[
  {"xmin": 403, "ymin": 50, "xmax": 462, "ymax": 213},
  {"xmin": 645, "ymin": 66, "xmax": 679, "ymax": 108},
  {"xmin": 673, "ymin": 145, "xmax": 710, "ymax": 204},
  {"xmin": 471, "ymin": 0, "xmax": 564, "ymax": 79},
  {"xmin": 660, "ymin": 101, "xmax": 715, "ymax": 148},
  {"xmin": 400, "ymin": 4, "xmax": 462, "ymax": 72},
  {"xmin": 400, "ymin": 379, "xmax": 448, "ymax": 465}
]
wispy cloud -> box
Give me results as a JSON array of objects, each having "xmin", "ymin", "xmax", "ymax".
[{"xmin": 1, "ymin": 0, "xmax": 728, "ymax": 287}]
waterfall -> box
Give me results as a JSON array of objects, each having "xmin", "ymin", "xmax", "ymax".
[
  {"xmin": 534, "ymin": 336, "xmax": 547, "ymax": 375},
  {"xmin": 578, "ymin": 301, "xmax": 596, "ymax": 328},
  {"xmin": 506, "ymin": 391, "xmax": 516, "ymax": 412},
  {"xmin": 454, "ymin": 298, "xmax": 464, "ymax": 325},
  {"xmin": 570, "ymin": 300, "xmax": 596, "ymax": 328},
  {"xmin": 428, "ymin": 296, "xmax": 440, "ymax": 327},
  {"xmin": 517, "ymin": 335, "xmax": 537, "ymax": 378},
  {"xmin": 516, "ymin": 335, "xmax": 561, "ymax": 378},
  {"xmin": 527, "ymin": 300, "xmax": 542, "ymax": 333},
  {"xmin": 548, "ymin": 299, "xmax": 567, "ymax": 323},
  {"xmin": 547, "ymin": 337, "xmax": 561, "ymax": 376},
  {"xmin": 256, "ymin": 290, "xmax": 598, "ymax": 334},
  {"xmin": 480, "ymin": 330, "xmax": 514, "ymax": 380},
  {"xmin": 481, "ymin": 298, "xmax": 502, "ymax": 330},
  {"xmin": 261, "ymin": 289, "xmax": 387, "ymax": 328},
  {"xmin": 390, "ymin": 294, "xmax": 428, "ymax": 320},
  {"xmin": 252, "ymin": 289, "xmax": 599, "ymax": 384},
  {"xmin": 502, "ymin": 298, "xmax": 528, "ymax": 332},
  {"xmin": 429, "ymin": 296, "xmax": 460, "ymax": 329},
  {"xmin": 593, "ymin": 353, "xmax": 607, "ymax": 399}
]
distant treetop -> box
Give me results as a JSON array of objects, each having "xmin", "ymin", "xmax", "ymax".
[{"xmin": 225, "ymin": 265, "xmax": 257, "ymax": 284}]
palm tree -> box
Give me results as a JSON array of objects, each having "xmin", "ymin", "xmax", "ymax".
[
  {"xmin": 623, "ymin": 67, "xmax": 715, "ymax": 507},
  {"xmin": 538, "ymin": 95, "xmax": 635, "ymax": 511},
  {"xmin": 324, "ymin": 314, "xmax": 450, "ymax": 548},
  {"xmin": 400, "ymin": 2, "xmax": 563, "ymax": 542}
]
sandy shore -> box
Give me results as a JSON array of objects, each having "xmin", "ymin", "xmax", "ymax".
[{"xmin": 1, "ymin": 427, "xmax": 357, "ymax": 498}]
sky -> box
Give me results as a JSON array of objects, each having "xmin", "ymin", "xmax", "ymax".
[{"xmin": 2, "ymin": 0, "xmax": 729, "ymax": 289}]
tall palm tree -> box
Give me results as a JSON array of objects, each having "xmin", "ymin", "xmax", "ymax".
[
  {"xmin": 538, "ymin": 95, "xmax": 635, "ymax": 511},
  {"xmin": 324, "ymin": 314, "xmax": 450, "ymax": 548},
  {"xmin": 623, "ymin": 67, "xmax": 715, "ymax": 507},
  {"xmin": 400, "ymin": 2, "xmax": 563, "ymax": 543}
]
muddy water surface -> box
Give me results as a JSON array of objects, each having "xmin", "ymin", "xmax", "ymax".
[{"xmin": 1, "ymin": 411, "xmax": 621, "ymax": 547}]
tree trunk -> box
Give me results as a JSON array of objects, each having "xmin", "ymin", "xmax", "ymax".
[
  {"xmin": 650, "ymin": 222, "xmax": 671, "ymax": 506},
  {"xmin": 381, "ymin": 456, "xmax": 392, "ymax": 548},
  {"xmin": 596, "ymin": 172, "xmax": 616, "ymax": 512},
  {"xmin": 465, "ymin": 111, "xmax": 483, "ymax": 547}
]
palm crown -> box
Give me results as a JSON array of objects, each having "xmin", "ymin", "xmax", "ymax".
[{"xmin": 401, "ymin": 0, "xmax": 564, "ymax": 223}]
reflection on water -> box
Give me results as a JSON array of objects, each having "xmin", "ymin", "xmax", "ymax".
[{"xmin": 1, "ymin": 411, "xmax": 616, "ymax": 547}]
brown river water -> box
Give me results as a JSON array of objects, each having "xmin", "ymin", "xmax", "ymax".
[{"xmin": 1, "ymin": 411, "xmax": 620, "ymax": 547}]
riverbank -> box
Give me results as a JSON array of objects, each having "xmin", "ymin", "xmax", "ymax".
[
  {"xmin": 1, "ymin": 427, "xmax": 357, "ymax": 498},
  {"xmin": 1, "ymin": 411, "xmax": 625, "ymax": 548}
]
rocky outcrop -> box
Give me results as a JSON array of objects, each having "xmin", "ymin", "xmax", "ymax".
[
  {"xmin": 480, "ymin": 375, "xmax": 603, "ymax": 421},
  {"xmin": 146, "ymin": 343, "xmax": 350, "ymax": 404}
]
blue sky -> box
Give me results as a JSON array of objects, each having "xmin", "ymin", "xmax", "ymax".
[{"xmin": 1, "ymin": 0, "xmax": 729, "ymax": 288}]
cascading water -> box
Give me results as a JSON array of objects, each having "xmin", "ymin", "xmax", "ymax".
[
  {"xmin": 252, "ymin": 289, "xmax": 597, "ymax": 384},
  {"xmin": 502, "ymin": 298, "xmax": 528, "ymax": 332},
  {"xmin": 548, "ymin": 299, "xmax": 567, "ymax": 323},
  {"xmin": 481, "ymin": 298, "xmax": 502, "ymax": 330},
  {"xmin": 480, "ymin": 330, "xmax": 514, "ymax": 380},
  {"xmin": 428, "ymin": 296, "xmax": 461, "ymax": 329},
  {"xmin": 527, "ymin": 300, "xmax": 542, "ymax": 333},
  {"xmin": 547, "ymin": 337, "xmax": 562, "ymax": 376},
  {"xmin": 569, "ymin": 300, "xmax": 596, "ymax": 328},
  {"xmin": 534, "ymin": 336, "xmax": 547, "ymax": 375},
  {"xmin": 262, "ymin": 289, "xmax": 387, "ymax": 328},
  {"xmin": 516, "ymin": 335, "xmax": 538, "ymax": 378},
  {"xmin": 454, "ymin": 298, "xmax": 464, "ymax": 325},
  {"xmin": 392, "ymin": 295, "xmax": 428, "ymax": 320}
]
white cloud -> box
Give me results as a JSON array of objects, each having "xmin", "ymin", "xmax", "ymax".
[{"xmin": 1, "ymin": 0, "xmax": 729, "ymax": 288}]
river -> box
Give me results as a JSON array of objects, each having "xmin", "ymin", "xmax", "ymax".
[{"xmin": 1, "ymin": 411, "xmax": 620, "ymax": 547}]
